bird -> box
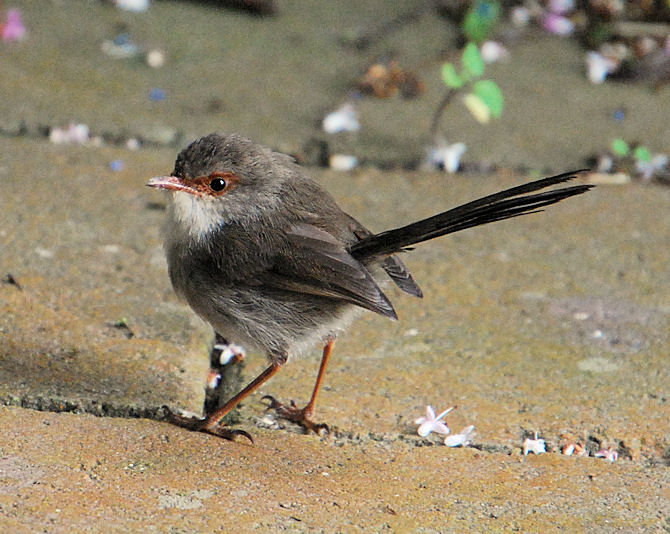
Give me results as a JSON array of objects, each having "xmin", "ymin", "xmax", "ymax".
[{"xmin": 146, "ymin": 133, "xmax": 592, "ymax": 441}]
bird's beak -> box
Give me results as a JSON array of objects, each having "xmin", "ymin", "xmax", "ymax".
[{"xmin": 146, "ymin": 175, "xmax": 195, "ymax": 194}]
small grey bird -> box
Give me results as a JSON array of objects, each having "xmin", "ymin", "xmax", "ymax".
[{"xmin": 147, "ymin": 133, "xmax": 591, "ymax": 441}]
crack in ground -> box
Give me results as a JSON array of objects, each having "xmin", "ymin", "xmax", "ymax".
[{"xmin": 3, "ymin": 394, "xmax": 667, "ymax": 466}]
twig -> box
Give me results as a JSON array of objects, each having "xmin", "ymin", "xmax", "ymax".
[{"xmin": 429, "ymin": 89, "xmax": 457, "ymax": 141}]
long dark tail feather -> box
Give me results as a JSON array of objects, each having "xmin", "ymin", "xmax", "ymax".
[{"xmin": 350, "ymin": 170, "xmax": 593, "ymax": 260}]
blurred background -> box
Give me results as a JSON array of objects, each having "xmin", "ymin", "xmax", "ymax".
[{"xmin": 2, "ymin": 0, "xmax": 669, "ymax": 177}]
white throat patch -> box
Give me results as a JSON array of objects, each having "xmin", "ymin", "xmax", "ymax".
[{"xmin": 169, "ymin": 191, "xmax": 222, "ymax": 240}]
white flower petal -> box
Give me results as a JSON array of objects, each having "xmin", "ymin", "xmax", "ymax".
[
  {"xmin": 432, "ymin": 422, "xmax": 451, "ymax": 436},
  {"xmin": 523, "ymin": 437, "xmax": 546, "ymax": 455},
  {"xmin": 417, "ymin": 422, "xmax": 433, "ymax": 437},
  {"xmin": 434, "ymin": 406, "xmax": 455, "ymax": 421},
  {"xmin": 445, "ymin": 425, "xmax": 475, "ymax": 447}
]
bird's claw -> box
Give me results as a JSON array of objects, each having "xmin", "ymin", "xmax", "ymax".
[
  {"xmin": 162, "ymin": 406, "xmax": 205, "ymax": 430},
  {"xmin": 202, "ymin": 426, "xmax": 254, "ymax": 444},
  {"xmin": 260, "ymin": 395, "xmax": 329, "ymax": 435},
  {"xmin": 162, "ymin": 406, "xmax": 254, "ymax": 443}
]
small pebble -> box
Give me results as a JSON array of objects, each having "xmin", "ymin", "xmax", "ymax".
[
  {"xmin": 323, "ymin": 103, "xmax": 359, "ymax": 134},
  {"xmin": 116, "ymin": 0, "xmax": 150, "ymax": 12},
  {"xmin": 585, "ymin": 51, "xmax": 618, "ymax": 84},
  {"xmin": 35, "ymin": 247, "xmax": 54, "ymax": 259},
  {"xmin": 427, "ymin": 141, "xmax": 467, "ymax": 173},
  {"xmin": 126, "ymin": 138, "xmax": 141, "ymax": 151},
  {"xmin": 329, "ymin": 154, "xmax": 358, "ymax": 171},
  {"xmin": 146, "ymin": 49, "xmax": 166, "ymax": 69},
  {"xmin": 149, "ymin": 88, "xmax": 166, "ymax": 102},
  {"xmin": 510, "ymin": 6, "xmax": 530, "ymax": 27},
  {"xmin": 480, "ymin": 41, "xmax": 508, "ymax": 63},
  {"xmin": 543, "ymin": 13, "xmax": 574, "ymax": 36}
]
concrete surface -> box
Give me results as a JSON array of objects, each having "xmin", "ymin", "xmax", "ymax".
[{"xmin": 0, "ymin": 1, "xmax": 668, "ymax": 532}]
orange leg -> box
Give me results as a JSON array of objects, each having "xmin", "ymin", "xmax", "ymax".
[
  {"xmin": 165, "ymin": 352, "xmax": 286, "ymax": 442},
  {"xmin": 263, "ymin": 339, "xmax": 335, "ymax": 433}
]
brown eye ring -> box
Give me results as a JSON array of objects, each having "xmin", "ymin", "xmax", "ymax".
[{"xmin": 203, "ymin": 171, "xmax": 240, "ymax": 196}]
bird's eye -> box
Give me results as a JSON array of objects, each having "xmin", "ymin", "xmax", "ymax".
[{"xmin": 210, "ymin": 178, "xmax": 226, "ymax": 191}]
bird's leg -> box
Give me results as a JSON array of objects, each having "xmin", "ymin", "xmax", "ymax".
[
  {"xmin": 263, "ymin": 338, "xmax": 334, "ymax": 434},
  {"xmin": 165, "ymin": 351, "xmax": 287, "ymax": 442}
]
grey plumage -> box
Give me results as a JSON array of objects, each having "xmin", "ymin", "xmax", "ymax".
[
  {"xmin": 148, "ymin": 133, "xmax": 592, "ymax": 439},
  {"xmin": 160, "ymin": 133, "xmax": 591, "ymax": 361}
]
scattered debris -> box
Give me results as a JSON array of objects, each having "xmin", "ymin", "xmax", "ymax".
[
  {"xmin": 112, "ymin": 317, "xmax": 135, "ymax": 339},
  {"xmin": 358, "ymin": 59, "xmax": 423, "ymax": 99},
  {"xmin": 425, "ymin": 141, "xmax": 467, "ymax": 173},
  {"xmin": 562, "ymin": 442, "xmax": 588, "ymax": 456},
  {"xmin": 49, "ymin": 123, "xmax": 91, "ymax": 145},
  {"xmin": 445, "ymin": 425, "xmax": 476, "ymax": 447},
  {"xmin": 329, "ymin": 154, "xmax": 358, "ymax": 172},
  {"xmin": 146, "ymin": 48, "xmax": 166, "ymax": 68},
  {"xmin": 127, "ymin": 138, "xmax": 141, "ymax": 151},
  {"xmin": 2, "ymin": 273, "xmax": 22, "ymax": 290},
  {"xmin": 636, "ymin": 153, "xmax": 668, "ymax": 181},
  {"xmin": 585, "ymin": 51, "xmax": 619, "ymax": 84},
  {"xmin": 1, "ymin": 8, "xmax": 26, "ymax": 42},
  {"xmin": 115, "ymin": 0, "xmax": 150, "ymax": 13},
  {"xmin": 110, "ymin": 160, "xmax": 124, "ymax": 172},
  {"xmin": 523, "ymin": 432, "xmax": 546, "ymax": 455},
  {"xmin": 595, "ymin": 447, "xmax": 619, "ymax": 463},
  {"xmin": 510, "ymin": 5, "xmax": 530, "ymax": 27},
  {"xmin": 322, "ymin": 103, "xmax": 360, "ymax": 134},
  {"xmin": 588, "ymin": 139, "xmax": 669, "ymax": 183},
  {"xmin": 34, "ymin": 247, "xmax": 54, "ymax": 259},
  {"xmin": 149, "ymin": 88, "xmax": 166, "ymax": 102},
  {"xmin": 213, "ymin": 342, "xmax": 246, "ymax": 366},
  {"xmin": 207, "ymin": 370, "xmax": 222, "ymax": 389},
  {"xmin": 542, "ymin": 12, "xmax": 575, "ymax": 36},
  {"xmin": 480, "ymin": 41, "xmax": 509, "ymax": 64},
  {"xmin": 101, "ymin": 34, "xmax": 140, "ymax": 59},
  {"xmin": 414, "ymin": 405, "xmax": 454, "ymax": 438}
]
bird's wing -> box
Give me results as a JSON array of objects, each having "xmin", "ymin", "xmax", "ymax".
[
  {"xmin": 350, "ymin": 225, "xmax": 423, "ymax": 298},
  {"xmin": 258, "ymin": 222, "xmax": 398, "ymax": 319}
]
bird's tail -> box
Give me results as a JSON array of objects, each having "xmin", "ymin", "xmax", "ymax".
[{"xmin": 349, "ymin": 170, "xmax": 593, "ymax": 260}]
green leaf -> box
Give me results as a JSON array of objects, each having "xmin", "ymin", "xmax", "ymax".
[
  {"xmin": 463, "ymin": 93, "xmax": 490, "ymax": 124},
  {"xmin": 473, "ymin": 80, "xmax": 503, "ymax": 118},
  {"xmin": 611, "ymin": 138, "xmax": 629, "ymax": 156},
  {"xmin": 634, "ymin": 146, "xmax": 652, "ymax": 162},
  {"xmin": 462, "ymin": 42, "xmax": 485, "ymax": 78},
  {"xmin": 462, "ymin": 1, "xmax": 501, "ymax": 43},
  {"xmin": 441, "ymin": 62, "xmax": 464, "ymax": 88}
]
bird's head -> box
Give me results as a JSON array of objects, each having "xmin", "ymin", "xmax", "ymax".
[{"xmin": 147, "ymin": 133, "xmax": 296, "ymax": 238}]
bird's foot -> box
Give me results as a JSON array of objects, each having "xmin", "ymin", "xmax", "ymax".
[
  {"xmin": 261, "ymin": 396, "xmax": 329, "ymax": 435},
  {"xmin": 162, "ymin": 406, "xmax": 254, "ymax": 443}
]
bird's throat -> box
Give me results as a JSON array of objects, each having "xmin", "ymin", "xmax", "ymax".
[{"xmin": 169, "ymin": 191, "xmax": 223, "ymax": 240}]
